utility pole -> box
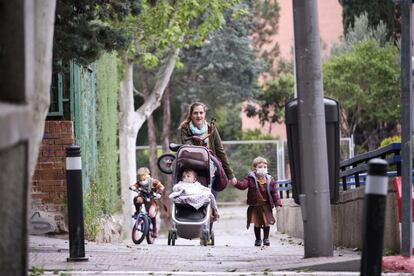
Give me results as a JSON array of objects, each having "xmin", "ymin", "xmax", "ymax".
[
  {"xmin": 292, "ymin": 0, "xmax": 333, "ymax": 257},
  {"xmin": 400, "ymin": 0, "xmax": 413, "ymax": 257}
]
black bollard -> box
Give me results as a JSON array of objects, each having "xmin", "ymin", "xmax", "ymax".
[
  {"xmin": 66, "ymin": 145, "xmax": 88, "ymax": 262},
  {"xmin": 360, "ymin": 158, "xmax": 388, "ymax": 276}
]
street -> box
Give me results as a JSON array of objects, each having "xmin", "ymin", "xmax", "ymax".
[{"xmin": 29, "ymin": 205, "xmax": 369, "ymax": 275}]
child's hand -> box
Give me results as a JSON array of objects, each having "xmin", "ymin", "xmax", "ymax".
[
  {"xmin": 155, "ymin": 193, "xmax": 162, "ymax": 199},
  {"xmin": 230, "ymin": 177, "xmax": 237, "ymax": 186}
]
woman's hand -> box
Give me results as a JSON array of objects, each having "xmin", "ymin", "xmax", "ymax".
[{"xmin": 230, "ymin": 177, "xmax": 237, "ymax": 186}]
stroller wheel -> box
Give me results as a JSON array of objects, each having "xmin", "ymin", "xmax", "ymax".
[
  {"xmin": 167, "ymin": 230, "xmax": 172, "ymax": 246},
  {"xmin": 201, "ymin": 231, "xmax": 209, "ymax": 246},
  {"xmin": 210, "ymin": 231, "xmax": 215, "ymax": 246},
  {"xmin": 168, "ymin": 230, "xmax": 176, "ymax": 246}
]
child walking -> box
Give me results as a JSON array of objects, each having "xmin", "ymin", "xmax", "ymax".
[{"xmin": 231, "ymin": 156, "xmax": 282, "ymax": 246}]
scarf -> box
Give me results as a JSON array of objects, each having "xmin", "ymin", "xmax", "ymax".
[{"xmin": 189, "ymin": 121, "xmax": 208, "ymax": 136}]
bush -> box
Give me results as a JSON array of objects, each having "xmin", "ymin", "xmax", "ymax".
[{"xmin": 380, "ymin": 135, "xmax": 400, "ymax": 148}]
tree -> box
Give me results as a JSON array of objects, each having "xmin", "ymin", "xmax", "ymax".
[
  {"xmin": 170, "ymin": 7, "xmax": 263, "ymax": 110},
  {"xmin": 53, "ymin": 0, "xmax": 134, "ymax": 66},
  {"xmin": 244, "ymin": 74, "xmax": 294, "ymax": 132},
  {"xmin": 117, "ymin": 0, "xmax": 240, "ymax": 233},
  {"xmin": 338, "ymin": 0, "xmax": 396, "ymax": 40},
  {"xmin": 246, "ymin": 0, "xmax": 281, "ymax": 78},
  {"xmin": 323, "ymin": 39, "xmax": 400, "ymax": 150},
  {"xmin": 331, "ymin": 12, "xmax": 388, "ymax": 56}
]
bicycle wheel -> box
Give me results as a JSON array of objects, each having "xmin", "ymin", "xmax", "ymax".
[
  {"xmin": 131, "ymin": 215, "xmax": 149, "ymax": 244},
  {"xmin": 157, "ymin": 153, "xmax": 175, "ymax": 174}
]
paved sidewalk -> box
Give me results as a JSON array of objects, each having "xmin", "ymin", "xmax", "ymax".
[{"xmin": 28, "ymin": 205, "xmax": 404, "ymax": 275}]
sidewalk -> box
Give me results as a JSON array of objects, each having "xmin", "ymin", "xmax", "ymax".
[{"xmin": 28, "ymin": 205, "xmax": 406, "ymax": 275}]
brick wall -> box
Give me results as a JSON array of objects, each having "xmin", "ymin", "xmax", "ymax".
[{"xmin": 31, "ymin": 121, "xmax": 74, "ymax": 231}]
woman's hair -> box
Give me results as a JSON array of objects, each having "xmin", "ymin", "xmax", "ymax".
[
  {"xmin": 252, "ymin": 156, "xmax": 267, "ymax": 168},
  {"xmin": 179, "ymin": 102, "xmax": 207, "ymax": 129}
]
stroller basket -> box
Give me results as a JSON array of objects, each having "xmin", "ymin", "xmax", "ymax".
[{"xmin": 172, "ymin": 203, "xmax": 211, "ymax": 225}]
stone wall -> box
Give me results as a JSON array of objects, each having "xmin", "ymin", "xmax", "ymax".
[
  {"xmin": 277, "ymin": 184, "xmax": 401, "ymax": 253},
  {"xmin": 31, "ymin": 121, "xmax": 74, "ymax": 232}
]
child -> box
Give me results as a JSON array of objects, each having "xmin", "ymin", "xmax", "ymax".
[
  {"xmin": 231, "ymin": 156, "xmax": 282, "ymax": 246},
  {"xmin": 169, "ymin": 169, "xmax": 219, "ymax": 220},
  {"xmin": 129, "ymin": 167, "xmax": 164, "ymax": 238}
]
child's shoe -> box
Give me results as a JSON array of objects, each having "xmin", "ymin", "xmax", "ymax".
[
  {"xmin": 263, "ymin": 238, "xmax": 270, "ymax": 246},
  {"xmin": 254, "ymin": 239, "xmax": 262, "ymax": 246}
]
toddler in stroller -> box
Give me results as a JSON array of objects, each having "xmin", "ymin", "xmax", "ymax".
[
  {"xmin": 163, "ymin": 145, "xmax": 217, "ymax": 246},
  {"xmin": 169, "ymin": 168, "xmax": 219, "ymax": 219}
]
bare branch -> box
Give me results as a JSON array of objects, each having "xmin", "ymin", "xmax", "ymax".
[
  {"xmin": 133, "ymin": 86, "xmax": 144, "ymax": 98},
  {"xmin": 135, "ymin": 48, "xmax": 180, "ymax": 121}
]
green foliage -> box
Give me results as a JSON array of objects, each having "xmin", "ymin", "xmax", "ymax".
[
  {"xmin": 214, "ymin": 104, "xmax": 243, "ymax": 141},
  {"xmin": 30, "ymin": 266, "xmax": 44, "ymax": 276},
  {"xmin": 53, "ymin": 0, "xmax": 134, "ymax": 66},
  {"xmin": 245, "ymin": 0, "xmax": 281, "ymax": 77},
  {"xmin": 95, "ymin": 52, "xmax": 120, "ymax": 214},
  {"xmin": 380, "ymin": 135, "xmax": 401, "ymax": 148},
  {"xmin": 324, "ymin": 39, "xmax": 400, "ymax": 123},
  {"xmin": 123, "ymin": 0, "xmax": 241, "ymax": 67},
  {"xmin": 338, "ymin": 0, "xmax": 396, "ymax": 40},
  {"xmin": 220, "ymin": 129, "xmax": 278, "ymax": 202},
  {"xmin": 331, "ymin": 13, "xmax": 389, "ymax": 56},
  {"xmin": 226, "ymin": 129, "xmax": 275, "ymax": 179},
  {"xmin": 245, "ymin": 74, "xmax": 294, "ymax": 126},
  {"xmin": 323, "ymin": 39, "xmax": 400, "ymax": 149},
  {"xmin": 149, "ymin": 2, "xmax": 263, "ymax": 109},
  {"xmin": 83, "ymin": 179, "xmax": 102, "ymax": 240}
]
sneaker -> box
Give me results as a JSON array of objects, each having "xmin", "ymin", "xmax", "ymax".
[
  {"xmin": 254, "ymin": 239, "xmax": 262, "ymax": 247},
  {"xmin": 263, "ymin": 238, "xmax": 270, "ymax": 246}
]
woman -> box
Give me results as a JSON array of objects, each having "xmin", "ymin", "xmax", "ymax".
[{"xmin": 178, "ymin": 102, "xmax": 237, "ymax": 189}]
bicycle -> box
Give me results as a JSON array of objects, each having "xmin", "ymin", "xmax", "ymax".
[{"xmin": 129, "ymin": 187, "xmax": 159, "ymax": 245}]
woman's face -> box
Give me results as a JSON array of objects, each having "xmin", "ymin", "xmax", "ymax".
[{"xmin": 190, "ymin": 105, "xmax": 206, "ymax": 128}]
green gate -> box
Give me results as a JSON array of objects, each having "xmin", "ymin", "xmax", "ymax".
[{"xmin": 70, "ymin": 61, "xmax": 97, "ymax": 190}]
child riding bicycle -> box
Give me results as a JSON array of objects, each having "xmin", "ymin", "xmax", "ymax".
[{"xmin": 130, "ymin": 167, "xmax": 164, "ymax": 238}]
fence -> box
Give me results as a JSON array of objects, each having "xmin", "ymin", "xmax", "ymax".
[{"xmin": 137, "ymin": 138, "xmax": 353, "ymax": 201}]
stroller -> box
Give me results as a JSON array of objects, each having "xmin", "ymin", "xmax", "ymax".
[{"xmin": 158, "ymin": 144, "xmax": 215, "ymax": 246}]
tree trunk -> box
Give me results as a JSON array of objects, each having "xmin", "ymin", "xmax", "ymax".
[
  {"xmin": 160, "ymin": 86, "xmax": 173, "ymax": 231},
  {"xmin": 118, "ymin": 49, "xmax": 179, "ymax": 237},
  {"xmin": 119, "ymin": 60, "xmax": 139, "ymax": 236},
  {"xmin": 143, "ymin": 78, "xmax": 159, "ymax": 179},
  {"xmin": 29, "ymin": 0, "xmax": 57, "ymax": 179}
]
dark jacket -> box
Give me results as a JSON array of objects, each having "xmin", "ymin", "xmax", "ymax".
[
  {"xmin": 178, "ymin": 122, "xmax": 234, "ymax": 179},
  {"xmin": 234, "ymin": 172, "xmax": 282, "ymax": 208}
]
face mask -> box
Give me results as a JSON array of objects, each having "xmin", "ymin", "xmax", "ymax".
[
  {"xmin": 139, "ymin": 179, "xmax": 149, "ymax": 186},
  {"xmin": 256, "ymin": 168, "xmax": 268, "ymax": 176}
]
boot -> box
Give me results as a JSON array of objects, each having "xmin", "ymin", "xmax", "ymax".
[
  {"xmin": 263, "ymin": 226, "xmax": 270, "ymax": 246},
  {"xmin": 132, "ymin": 202, "xmax": 141, "ymax": 218},
  {"xmin": 254, "ymin": 226, "xmax": 261, "ymax": 246},
  {"xmin": 150, "ymin": 217, "xmax": 157, "ymax": 238}
]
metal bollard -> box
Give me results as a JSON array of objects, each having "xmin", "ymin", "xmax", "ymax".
[
  {"xmin": 360, "ymin": 158, "xmax": 388, "ymax": 276},
  {"xmin": 66, "ymin": 145, "xmax": 88, "ymax": 262}
]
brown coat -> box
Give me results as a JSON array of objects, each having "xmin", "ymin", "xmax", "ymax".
[{"xmin": 178, "ymin": 123, "xmax": 234, "ymax": 179}]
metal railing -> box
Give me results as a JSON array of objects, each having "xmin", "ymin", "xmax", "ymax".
[{"xmin": 276, "ymin": 142, "xmax": 402, "ymax": 198}]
